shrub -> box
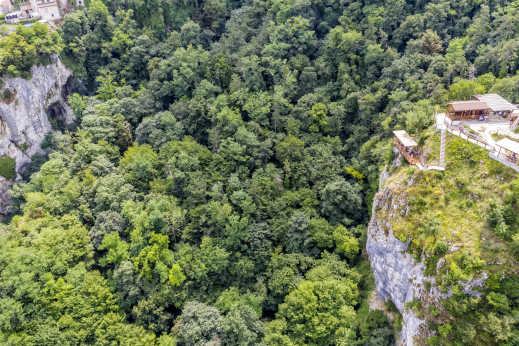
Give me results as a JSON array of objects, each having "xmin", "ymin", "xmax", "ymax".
[
  {"xmin": 488, "ymin": 200, "xmax": 504, "ymax": 228},
  {"xmin": 487, "ymin": 200, "xmax": 512, "ymax": 238},
  {"xmin": 438, "ymin": 323, "xmax": 452, "ymax": 337},
  {"xmin": 1, "ymin": 88, "xmax": 13, "ymax": 103},
  {"xmin": 0, "ymin": 155, "xmax": 15, "ymax": 180},
  {"xmin": 429, "ymin": 305, "xmax": 440, "ymax": 317},
  {"xmin": 426, "ymin": 335, "xmax": 441, "ymax": 345},
  {"xmin": 486, "ymin": 292, "xmax": 510, "ymax": 313},
  {"xmin": 512, "ymin": 233, "xmax": 519, "ymax": 255},
  {"xmin": 494, "ymin": 221, "xmax": 510, "ymax": 239},
  {"xmin": 434, "ymin": 241, "xmax": 448, "ymax": 256}
]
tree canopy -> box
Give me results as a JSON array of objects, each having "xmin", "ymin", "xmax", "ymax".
[{"xmin": 1, "ymin": 0, "xmax": 519, "ymax": 344}]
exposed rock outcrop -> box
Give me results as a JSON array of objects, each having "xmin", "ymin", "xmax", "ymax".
[
  {"xmin": 0, "ymin": 56, "xmax": 73, "ymax": 215},
  {"xmin": 367, "ymin": 165, "xmax": 488, "ymax": 345},
  {"xmin": 367, "ymin": 184, "xmax": 432, "ymax": 345}
]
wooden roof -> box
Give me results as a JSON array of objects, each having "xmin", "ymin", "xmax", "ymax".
[
  {"xmin": 448, "ymin": 101, "xmax": 490, "ymax": 112},
  {"xmin": 393, "ymin": 130, "xmax": 418, "ymax": 147},
  {"xmin": 496, "ymin": 138, "xmax": 519, "ymax": 154},
  {"xmin": 474, "ymin": 94, "xmax": 517, "ymax": 112}
]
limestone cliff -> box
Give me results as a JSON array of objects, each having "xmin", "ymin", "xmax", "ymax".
[
  {"xmin": 0, "ymin": 56, "xmax": 73, "ymax": 214},
  {"xmin": 367, "ymin": 166, "xmax": 481, "ymax": 345},
  {"xmin": 366, "ymin": 134, "xmax": 514, "ymax": 345},
  {"xmin": 367, "ymin": 179, "xmax": 435, "ymax": 345}
]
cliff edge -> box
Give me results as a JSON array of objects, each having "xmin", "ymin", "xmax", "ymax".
[
  {"xmin": 367, "ymin": 182, "xmax": 432, "ymax": 345},
  {"xmin": 367, "ymin": 131, "xmax": 519, "ymax": 345},
  {"xmin": 0, "ymin": 56, "xmax": 73, "ymax": 214}
]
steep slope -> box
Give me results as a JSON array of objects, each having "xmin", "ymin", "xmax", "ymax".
[
  {"xmin": 0, "ymin": 56, "xmax": 73, "ymax": 214},
  {"xmin": 368, "ymin": 131, "xmax": 519, "ymax": 345},
  {"xmin": 368, "ymin": 183, "xmax": 434, "ymax": 345}
]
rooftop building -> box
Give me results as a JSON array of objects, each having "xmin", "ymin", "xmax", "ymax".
[
  {"xmin": 447, "ymin": 94, "xmax": 518, "ymax": 121},
  {"xmin": 474, "ymin": 94, "xmax": 518, "ymax": 114}
]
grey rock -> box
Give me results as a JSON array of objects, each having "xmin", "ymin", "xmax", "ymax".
[
  {"xmin": 367, "ymin": 181, "xmax": 438, "ymax": 345},
  {"xmin": 0, "ymin": 56, "xmax": 72, "ymax": 215}
]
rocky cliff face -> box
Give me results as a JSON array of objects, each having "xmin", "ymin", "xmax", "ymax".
[
  {"xmin": 367, "ymin": 165, "xmax": 443, "ymax": 345},
  {"xmin": 367, "ymin": 185, "xmax": 429, "ymax": 345},
  {"xmin": 0, "ymin": 56, "xmax": 73, "ymax": 214},
  {"xmin": 367, "ymin": 156, "xmax": 491, "ymax": 345}
]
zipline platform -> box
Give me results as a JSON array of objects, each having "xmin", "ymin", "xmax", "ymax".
[{"xmin": 393, "ymin": 130, "xmax": 445, "ymax": 171}]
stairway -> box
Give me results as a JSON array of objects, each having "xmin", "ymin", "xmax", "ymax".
[{"xmin": 439, "ymin": 129, "xmax": 446, "ymax": 168}]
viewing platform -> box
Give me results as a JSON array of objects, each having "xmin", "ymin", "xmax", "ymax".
[
  {"xmin": 435, "ymin": 112, "xmax": 519, "ymax": 173},
  {"xmin": 393, "ymin": 130, "xmax": 445, "ymax": 171}
]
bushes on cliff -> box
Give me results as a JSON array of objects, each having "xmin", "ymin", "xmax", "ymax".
[
  {"xmin": 0, "ymin": 155, "xmax": 15, "ymax": 180},
  {"xmin": 488, "ymin": 178, "xmax": 519, "ymax": 240},
  {"xmin": 0, "ymin": 23, "xmax": 63, "ymax": 78}
]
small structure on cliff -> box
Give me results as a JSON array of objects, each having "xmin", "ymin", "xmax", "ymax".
[
  {"xmin": 393, "ymin": 130, "xmax": 420, "ymax": 165},
  {"xmin": 446, "ymin": 94, "xmax": 518, "ymax": 121},
  {"xmin": 393, "ymin": 130, "xmax": 445, "ymax": 171}
]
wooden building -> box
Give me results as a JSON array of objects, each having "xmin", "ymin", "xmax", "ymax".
[
  {"xmin": 474, "ymin": 94, "xmax": 518, "ymax": 119},
  {"xmin": 393, "ymin": 130, "xmax": 420, "ymax": 165},
  {"xmin": 446, "ymin": 101, "xmax": 490, "ymax": 121},
  {"xmin": 447, "ymin": 94, "xmax": 519, "ymax": 121}
]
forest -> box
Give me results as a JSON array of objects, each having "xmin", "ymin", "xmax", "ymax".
[{"xmin": 0, "ymin": 0, "xmax": 519, "ymax": 344}]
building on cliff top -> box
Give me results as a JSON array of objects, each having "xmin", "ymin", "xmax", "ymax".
[
  {"xmin": 5, "ymin": 0, "xmax": 80, "ymax": 24},
  {"xmin": 446, "ymin": 101, "xmax": 490, "ymax": 121},
  {"xmin": 474, "ymin": 93, "xmax": 517, "ymax": 116},
  {"xmin": 0, "ymin": 0, "xmax": 11, "ymax": 14},
  {"xmin": 447, "ymin": 94, "xmax": 518, "ymax": 121},
  {"xmin": 34, "ymin": 0, "xmax": 61, "ymax": 22}
]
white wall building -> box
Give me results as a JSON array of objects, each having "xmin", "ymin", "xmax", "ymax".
[
  {"xmin": 0, "ymin": 0, "xmax": 12, "ymax": 15},
  {"xmin": 6, "ymin": 0, "xmax": 66, "ymax": 23},
  {"xmin": 36, "ymin": 0, "xmax": 61, "ymax": 22}
]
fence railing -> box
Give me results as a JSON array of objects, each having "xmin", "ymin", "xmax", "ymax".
[{"xmin": 444, "ymin": 123, "xmax": 494, "ymax": 151}]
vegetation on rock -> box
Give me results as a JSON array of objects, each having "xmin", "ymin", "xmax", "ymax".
[
  {"xmin": 0, "ymin": 155, "xmax": 15, "ymax": 180},
  {"xmin": 0, "ymin": 23, "xmax": 62, "ymax": 78},
  {"xmin": 385, "ymin": 132, "xmax": 519, "ymax": 344}
]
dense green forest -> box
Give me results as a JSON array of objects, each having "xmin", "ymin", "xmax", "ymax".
[{"xmin": 1, "ymin": 0, "xmax": 519, "ymax": 344}]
